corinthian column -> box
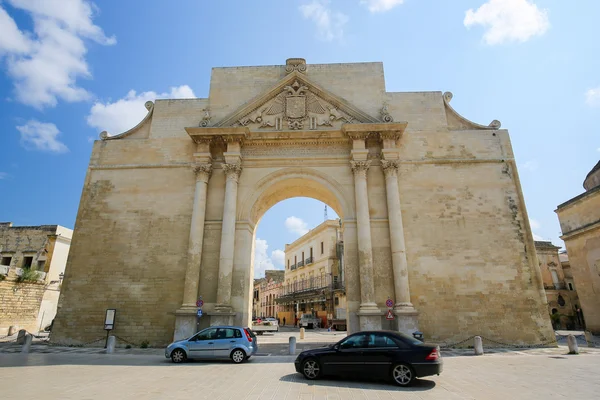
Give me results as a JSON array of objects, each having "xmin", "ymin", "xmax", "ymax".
[
  {"xmin": 351, "ymin": 160, "xmax": 379, "ymax": 315},
  {"xmin": 181, "ymin": 163, "xmax": 212, "ymax": 308},
  {"xmin": 215, "ymin": 162, "xmax": 242, "ymax": 313},
  {"xmin": 174, "ymin": 162, "xmax": 212, "ymax": 340},
  {"xmin": 381, "ymin": 160, "xmax": 414, "ymax": 309},
  {"xmin": 381, "ymin": 159, "xmax": 419, "ymax": 334}
]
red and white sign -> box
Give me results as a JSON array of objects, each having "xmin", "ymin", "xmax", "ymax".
[
  {"xmin": 196, "ymin": 299, "xmax": 204, "ymax": 307},
  {"xmin": 385, "ymin": 298, "xmax": 394, "ymax": 308},
  {"xmin": 386, "ymin": 309, "xmax": 395, "ymax": 320}
]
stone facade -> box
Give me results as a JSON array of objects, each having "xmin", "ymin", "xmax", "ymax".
[
  {"xmin": 534, "ymin": 241, "xmax": 582, "ymax": 329},
  {"xmin": 51, "ymin": 58, "xmax": 554, "ymax": 346},
  {"xmin": 277, "ymin": 219, "xmax": 346, "ymax": 329},
  {"xmin": 0, "ymin": 223, "xmax": 72, "ymax": 334},
  {"xmin": 556, "ymin": 160, "xmax": 600, "ymax": 334},
  {"xmin": 252, "ymin": 270, "xmax": 284, "ymax": 319}
]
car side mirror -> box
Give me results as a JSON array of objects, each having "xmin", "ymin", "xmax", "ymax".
[{"xmin": 333, "ymin": 344, "xmax": 340, "ymax": 351}]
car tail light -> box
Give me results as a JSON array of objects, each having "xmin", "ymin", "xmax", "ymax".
[
  {"xmin": 425, "ymin": 347, "xmax": 439, "ymax": 361},
  {"xmin": 244, "ymin": 328, "xmax": 253, "ymax": 343}
]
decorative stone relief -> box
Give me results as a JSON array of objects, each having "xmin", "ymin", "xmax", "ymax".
[
  {"xmin": 200, "ymin": 109, "xmax": 211, "ymax": 127},
  {"xmin": 222, "ymin": 163, "xmax": 242, "ymax": 182},
  {"xmin": 285, "ymin": 58, "xmax": 307, "ymax": 74},
  {"xmin": 380, "ymin": 104, "xmax": 394, "ymax": 123},
  {"xmin": 193, "ymin": 163, "xmax": 212, "ymax": 182},
  {"xmin": 381, "ymin": 160, "xmax": 400, "ymax": 177},
  {"xmin": 350, "ymin": 160, "xmax": 372, "ymax": 177},
  {"xmin": 234, "ymin": 80, "xmax": 354, "ymax": 130}
]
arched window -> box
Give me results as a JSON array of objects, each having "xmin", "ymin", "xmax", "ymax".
[{"xmin": 557, "ymin": 295, "xmax": 565, "ymax": 307}]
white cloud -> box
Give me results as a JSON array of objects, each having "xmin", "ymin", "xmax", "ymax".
[
  {"xmin": 360, "ymin": 0, "xmax": 404, "ymax": 13},
  {"xmin": 16, "ymin": 120, "xmax": 68, "ymax": 153},
  {"xmin": 86, "ymin": 85, "xmax": 196, "ymax": 135},
  {"xmin": 464, "ymin": 0, "xmax": 549, "ymax": 45},
  {"xmin": 271, "ymin": 249, "xmax": 285, "ymax": 267},
  {"xmin": 529, "ymin": 218, "xmax": 540, "ymax": 230},
  {"xmin": 0, "ymin": 172, "xmax": 9, "ymax": 180},
  {"xmin": 532, "ymin": 232, "xmax": 544, "ymax": 241},
  {"xmin": 585, "ymin": 87, "xmax": 600, "ymax": 107},
  {"xmin": 520, "ymin": 160, "xmax": 538, "ymax": 172},
  {"xmin": 0, "ymin": 1, "xmax": 115, "ymax": 108},
  {"xmin": 0, "ymin": 7, "xmax": 32, "ymax": 54},
  {"xmin": 254, "ymin": 238, "xmax": 285, "ymax": 278},
  {"xmin": 285, "ymin": 216, "xmax": 310, "ymax": 237},
  {"xmin": 299, "ymin": 0, "xmax": 348, "ymax": 42}
]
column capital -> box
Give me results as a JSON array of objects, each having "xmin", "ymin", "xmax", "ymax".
[
  {"xmin": 381, "ymin": 160, "xmax": 399, "ymax": 178},
  {"xmin": 350, "ymin": 160, "xmax": 372, "ymax": 178},
  {"xmin": 223, "ymin": 163, "xmax": 242, "ymax": 182},
  {"xmin": 193, "ymin": 163, "xmax": 212, "ymax": 182}
]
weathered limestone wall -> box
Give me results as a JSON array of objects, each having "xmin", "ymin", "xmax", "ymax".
[
  {"xmin": 0, "ymin": 277, "xmax": 45, "ymax": 334},
  {"xmin": 556, "ymin": 187, "xmax": 600, "ymax": 334},
  {"xmin": 400, "ymin": 161, "xmax": 551, "ymax": 343},
  {"xmin": 52, "ymin": 164, "xmax": 197, "ymax": 345}
]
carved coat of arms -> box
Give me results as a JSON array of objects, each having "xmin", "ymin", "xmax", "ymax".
[{"xmin": 236, "ymin": 79, "xmax": 353, "ymax": 130}]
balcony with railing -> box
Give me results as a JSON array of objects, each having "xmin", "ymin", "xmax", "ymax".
[
  {"xmin": 297, "ymin": 260, "xmax": 304, "ymax": 268},
  {"xmin": 544, "ymin": 283, "xmax": 566, "ymax": 290},
  {"xmin": 305, "ymin": 257, "xmax": 313, "ymax": 265},
  {"xmin": 290, "ymin": 263, "xmax": 297, "ymax": 270},
  {"xmin": 275, "ymin": 273, "xmax": 344, "ymax": 304}
]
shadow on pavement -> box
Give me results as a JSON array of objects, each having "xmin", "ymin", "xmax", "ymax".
[
  {"xmin": 279, "ymin": 373, "xmax": 436, "ymax": 391},
  {"xmin": 0, "ymin": 353, "xmax": 298, "ymax": 368}
]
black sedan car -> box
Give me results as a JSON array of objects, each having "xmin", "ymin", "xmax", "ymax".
[{"xmin": 294, "ymin": 330, "xmax": 442, "ymax": 387}]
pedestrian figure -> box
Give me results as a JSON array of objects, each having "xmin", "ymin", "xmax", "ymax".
[{"xmin": 283, "ymin": 317, "xmax": 286, "ymax": 326}]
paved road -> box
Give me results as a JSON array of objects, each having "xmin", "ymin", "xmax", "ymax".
[{"xmin": 2, "ymin": 350, "xmax": 600, "ymax": 399}]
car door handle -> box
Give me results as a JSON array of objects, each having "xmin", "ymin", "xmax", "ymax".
[
  {"xmin": 230, "ymin": 340, "xmax": 236, "ymax": 343},
  {"xmin": 207, "ymin": 342, "xmax": 214, "ymax": 344}
]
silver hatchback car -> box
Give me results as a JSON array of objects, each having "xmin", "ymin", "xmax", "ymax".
[{"xmin": 165, "ymin": 326, "xmax": 258, "ymax": 363}]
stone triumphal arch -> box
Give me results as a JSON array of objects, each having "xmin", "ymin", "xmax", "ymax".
[{"xmin": 52, "ymin": 58, "xmax": 555, "ymax": 346}]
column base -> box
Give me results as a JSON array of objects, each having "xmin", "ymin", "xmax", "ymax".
[
  {"xmin": 358, "ymin": 305, "xmax": 383, "ymax": 331},
  {"xmin": 208, "ymin": 305, "xmax": 236, "ymax": 326},
  {"xmin": 393, "ymin": 307, "xmax": 419, "ymax": 337},
  {"xmin": 174, "ymin": 307, "xmax": 200, "ymax": 341}
]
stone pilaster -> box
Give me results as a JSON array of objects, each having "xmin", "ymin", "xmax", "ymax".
[
  {"xmin": 381, "ymin": 159, "xmax": 419, "ymax": 335},
  {"xmin": 174, "ymin": 162, "xmax": 212, "ymax": 340},
  {"xmin": 213, "ymin": 162, "xmax": 242, "ymax": 324},
  {"xmin": 351, "ymin": 160, "xmax": 381, "ymax": 330}
]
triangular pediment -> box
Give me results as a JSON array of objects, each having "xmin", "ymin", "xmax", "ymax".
[{"xmin": 215, "ymin": 71, "xmax": 379, "ymax": 130}]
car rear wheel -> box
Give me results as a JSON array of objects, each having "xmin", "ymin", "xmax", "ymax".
[
  {"xmin": 391, "ymin": 363, "xmax": 415, "ymax": 387},
  {"xmin": 170, "ymin": 349, "xmax": 187, "ymax": 363},
  {"xmin": 302, "ymin": 358, "xmax": 321, "ymax": 380},
  {"xmin": 231, "ymin": 349, "xmax": 246, "ymax": 364}
]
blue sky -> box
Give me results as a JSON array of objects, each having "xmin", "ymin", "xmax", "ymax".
[{"xmin": 0, "ymin": 0, "xmax": 598, "ymax": 278}]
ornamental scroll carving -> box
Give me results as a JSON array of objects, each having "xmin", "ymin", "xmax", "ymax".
[
  {"xmin": 350, "ymin": 160, "xmax": 372, "ymax": 178},
  {"xmin": 222, "ymin": 163, "xmax": 242, "ymax": 182},
  {"xmin": 380, "ymin": 104, "xmax": 393, "ymax": 123},
  {"xmin": 285, "ymin": 58, "xmax": 307, "ymax": 74},
  {"xmin": 234, "ymin": 79, "xmax": 354, "ymax": 131},
  {"xmin": 193, "ymin": 163, "xmax": 212, "ymax": 182}
]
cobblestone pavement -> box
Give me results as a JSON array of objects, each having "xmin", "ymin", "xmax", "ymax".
[{"xmin": 2, "ymin": 350, "xmax": 600, "ymax": 399}]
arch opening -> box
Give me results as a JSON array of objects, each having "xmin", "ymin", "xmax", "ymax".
[{"xmin": 245, "ymin": 171, "xmax": 351, "ymax": 332}]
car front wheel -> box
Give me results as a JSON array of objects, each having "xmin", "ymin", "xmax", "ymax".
[
  {"xmin": 302, "ymin": 358, "xmax": 321, "ymax": 380},
  {"xmin": 170, "ymin": 348, "xmax": 187, "ymax": 363},
  {"xmin": 231, "ymin": 349, "xmax": 246, "ymax": 364},
  {"xmin": 391, "ymin": 363, "xmax": 415, "ymax": 387}
]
